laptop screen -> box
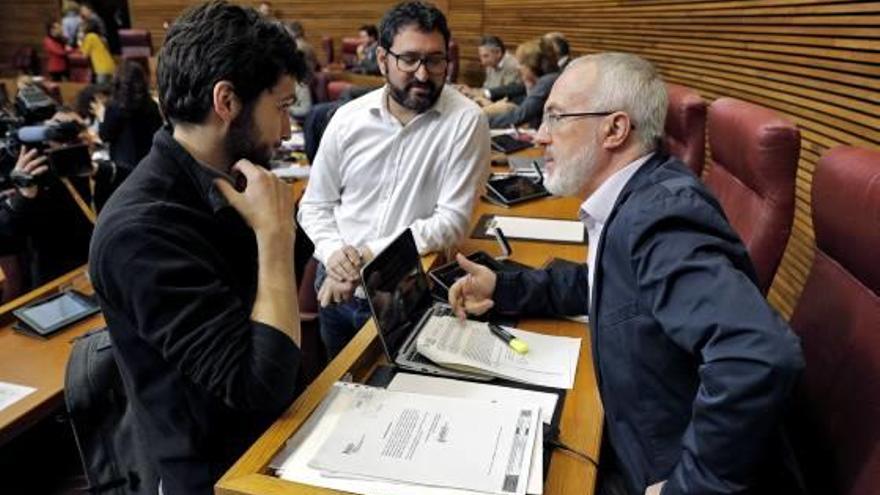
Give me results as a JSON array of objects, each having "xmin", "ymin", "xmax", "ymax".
[{"xmin": 361, "ymin": 229, "xmax": 434, "ymax": 359}]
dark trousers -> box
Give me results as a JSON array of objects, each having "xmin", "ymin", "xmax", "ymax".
[{"xmin": 314, "ymin": 263, "xmax": 372, "ymax": 359}]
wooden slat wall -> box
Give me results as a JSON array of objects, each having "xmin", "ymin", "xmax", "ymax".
[{"xmin": 0, "ymin": 0, "xmax": 60, "ymax": 71}]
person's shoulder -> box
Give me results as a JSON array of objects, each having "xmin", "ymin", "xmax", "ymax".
[
  {"xmin": 441, "ymin": 85, "xmax": 483, "ymax": 118},
  {"xmin": 332, "ymin": 87, "xmax": 383, "ymax": 121}
]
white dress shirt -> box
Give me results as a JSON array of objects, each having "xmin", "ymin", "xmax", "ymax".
[
  {"xmin": 299, "ymin": 85, "xmax": 491, "ymax": 264},
  {"xmin": 579, "ymin": 153, "xmax": 654, "ymax": 302}
]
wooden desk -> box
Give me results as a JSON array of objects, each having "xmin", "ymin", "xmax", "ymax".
[
  {"xmin": 217, "ymin": 189, "xmax": 603, "ymax": 494},
  {"xmin": 0, "ymin": 267, "xmax": 105, "ymax": 446}
]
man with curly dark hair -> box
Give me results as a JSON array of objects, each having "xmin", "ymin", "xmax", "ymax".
[{"xmin": 89, "ymin": 2, "xmax": 310, "ymax": 493}]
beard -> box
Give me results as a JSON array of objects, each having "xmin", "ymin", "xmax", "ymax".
[
  {"xmin": 224, "ymin": 103, "xmax": 274, "ymax": 168},
  {"xmin": 544, "ymin": 131, "xmax": 599, "ymax": 197},
  {"xmin": 387, "ymin": 76, "xmax": 443, "ymax": 114}
]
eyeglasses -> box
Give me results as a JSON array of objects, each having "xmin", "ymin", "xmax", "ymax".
[
  {"xmin": 386, "ymin": 49, "xmax": 448, "ymax": 74},
  {"xmin": 540, "ymin": 111, "xmax": 615, "ymax": 133}
]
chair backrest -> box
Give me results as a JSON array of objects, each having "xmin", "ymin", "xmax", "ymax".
[
  {"xmin": 321, "ymin": 36, "xmax": 334, "ymax": 66},
  {"xmin": 703, "ymin": 97, "xmax": 800, "ymax": 293},
  {"xmin": 788, "ymin": 146, "xmax": 880, "ymax": 495},
  {"xmin": 446, "ymin": 38, "xmax": 459, "ymax": 83},
  {"xmin": 117, "ymin": 29, "xmax": 152, "ymax": 58},
  {"xmin": 664, "ymin": 83, "xmax": 707, "ymax": 176},
  {"xmin": 340, "ymin": 37, "xmax": 361, "ymax": 66},
  {"xmin": 326, "ymin": 80, "xmax": 353, "ymax": 102},
  {"xmin": 68, "ymin": 52, "xmax": 93, "ymax": 83}
]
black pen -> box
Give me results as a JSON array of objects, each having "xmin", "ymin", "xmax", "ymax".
[{"xmin": 488, "ymin": 323, "xmax": 529, "ymax": 354}]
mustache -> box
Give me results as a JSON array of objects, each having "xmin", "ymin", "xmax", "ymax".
[{"xmin": 405, "ymin": 81, "xmax": 436, "ymax": 92}]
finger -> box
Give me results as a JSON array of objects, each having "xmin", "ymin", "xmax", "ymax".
[
  {"xmin": 230, "ymin": 159, "xmax": 265, "ymax": 184},
  {"xmin": 329, "ymin": 263, "xmax": 349, "ymax": 282},
  {"xmin": 22, "ymin": 155, "xmax": 48, "ymax": 172},
  {"xmin": 448, "ymin": 280, "xmax": 467, "ymax": 318},
  {"xmin": 28, "ymin": 165, "xmax": 49, "ymax": 177},
  {"xmin": 465, "ymin": 299, "xmax": 494, "ymax": 316},
  {"xmin": 318, "ymin": 283, "xmax": 332, "ymax": 307},
  {"xmin": 213, "ymin": 178, "xmax": 242, "ymax": 208},
  {"xmin": 342, "ymin": 245, "xmax": 361, "ymax": 268},
  {"xmin": 455, "ymin": 253, "xmax": 484, "ymax": 275}
]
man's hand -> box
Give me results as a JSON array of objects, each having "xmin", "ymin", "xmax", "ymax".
[
  {"xmin": 482, "ymin": 98, "xmax": 517, "ymax": 117},
  {"xmin": 318, "ymin": 275, "xmax": 356, "ymax": 307},
  {"xmin": 327, "ymin": 246, "xmax": 363, "ymax": 283},
  {"xmin": 13, "ymin": 147, "xmax": 49, "ymax": 199},
  {"xmin": 214, "ymin": 159, "xmax": 296, "ymax": 242},
  {"xmin": 645, "ymin": 481, "xmax": 665, "ymax": 495},
  {"xmin": 447, "ymin": 253, "xmax": 497, "ymax": 319}
]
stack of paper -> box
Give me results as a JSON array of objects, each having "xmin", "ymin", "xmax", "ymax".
[
  {"xmin": 273, "ymin": 381, "xmax": 547, "ymax": 495},
  {"xmin": 490, "ymin": 216, "xmax": 586, "ymax": 244},
  {"xmin": 416, "ymin": 316, "xmax": 581, "ymax": 390}
]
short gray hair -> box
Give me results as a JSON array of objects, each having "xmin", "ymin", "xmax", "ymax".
[{"xmin": 570, "ymin": 52, "xmax": 667, "ymax": 152}]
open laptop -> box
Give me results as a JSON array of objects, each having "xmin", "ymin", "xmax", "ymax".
[{"xmin": 360, "ymin": 229, "xmax": 493, "ymax": 381}]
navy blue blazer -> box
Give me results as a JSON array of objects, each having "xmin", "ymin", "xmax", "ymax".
[{"xmin": 493, "ymin": 153, "xmax": 804, "ymax": 494}]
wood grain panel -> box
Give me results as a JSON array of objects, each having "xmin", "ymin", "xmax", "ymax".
[{"xmin": 0, "ymin": 0, "xmax": 60, "ymax": 74}]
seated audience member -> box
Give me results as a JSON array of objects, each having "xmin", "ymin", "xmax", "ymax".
[
  {"xmin": 544, "ymin": 31, "xmax": 571, "ymax": 69},
  {"xmin": 43, "ymin": 20, "xmax": 71, "ymax": 81},
  {"xmin": 351, "ymin": 24, "xmax": 380, "ymax": 75},
  {"xmin": 449, "ymin": 52, "xmax": 805, "ymax": 495},
  {"xmin": 258, "ymin": 0, "xmax": 273, "ymax": 17},
  {"xmin": 299, "ymin": 1, "xmax": 489, "ymax": 359},
  {"xmin": 457, "ymin": 35, "xmax": 521, "ymax": 102},
  {"xmin": 79, "ymin": 19, "xmax": 115, "ymax": 84},
  {"xmin": 91, "ymin": 60, "xmax": 163, "ymax": 208},
  {"xmin": 287, "ymin": 21, "xmax": 319, "ymax": 72},
  {"xmin": 62, "ymin": 1, "xmax": 82, "ymax": 47},
  {"xmin": 89, "ymin": 2, "xmax": 308, "ymax": 494},
  {"xmin": 485, "ymin": 37, "xmax": 558, "ymax": 128}
]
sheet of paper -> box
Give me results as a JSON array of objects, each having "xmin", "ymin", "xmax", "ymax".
[
  {"xmin": 308, "ymin": 385, "xmax": 539, "ymax": 495},
  {"xmin": 0, "ymin": 382, "xmax": 36, "ymax": 412},
  {"xmin": 491, "ymin": 216, "xmax": 585, "ymax": 243},
  {"xmin": 416, "ymin": 316, "xmax": 581, "ymax": 389},
  {"xmin": 271, "ymin": 165, "xmax": 310, "ymax": 179},
  {"xmin": 274, "ymin": 382, "xmax": 543, "ymax": 495},
  {"xmin": 388, "ymin": 373, "xmax": 553, "ymax": 494}
]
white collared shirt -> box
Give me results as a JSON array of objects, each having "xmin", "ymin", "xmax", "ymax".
[
  {"xmin": 579, "ymin": 153, "xmax": 654, "ymax": 302},
  {"xmin": 299, "ymin": 86, "xmax": 491, "ymax": 264}
]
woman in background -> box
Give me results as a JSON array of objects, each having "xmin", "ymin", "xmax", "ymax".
[
  {"xmin": 43, "ymin": 20, "xmax": 71, "ymax": 81},
  {"xmin": 78, "ymin": 19, "xmax": 115, "ymax": 84},
  {"xmin": 91, "ymin": 60, "xmax": 163, "ymax": 208}
]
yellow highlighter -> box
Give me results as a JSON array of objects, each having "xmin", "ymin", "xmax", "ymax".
[{"xmin": 489, "ymin": 323, "xmax": 529, "ymax": 355}]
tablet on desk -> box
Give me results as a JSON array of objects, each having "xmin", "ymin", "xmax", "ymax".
[
  {"xmin": 486, "ymin": 175, "xmax": 550, "ymax": 206},
  {"xmin": 12, "ymin": 290, "xmax": 101, "ymax": 338},
  {"xmin": 490, "ymin": 134, "xmax": 533, "ymax": 154}
]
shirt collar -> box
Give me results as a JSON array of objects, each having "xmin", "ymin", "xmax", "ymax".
[
  {"xmin": 579, "ymin": 152, "xmax": 654, "ymax": 227},
  {"xmin": 153, "ymin": 127, "xmax": 233, "ymax": 214}
]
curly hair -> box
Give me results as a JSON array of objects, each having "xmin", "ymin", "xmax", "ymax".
[
  {"xmin": 157, "ymin": 0, "xmax": 308, "ymax": 125},
  {"xmin": 378, "ymin": 1, "xmax": 449, "ymax": 50},
  {"xmin": 111, "ymin": 60, "xmax": 151, "ymax": 114}
]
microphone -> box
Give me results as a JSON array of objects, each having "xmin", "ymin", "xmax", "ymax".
[{"xmin": 16, "ymin": 121, "xmax": 82, "ymax": 144}]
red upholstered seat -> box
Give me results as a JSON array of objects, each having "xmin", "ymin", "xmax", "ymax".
[
  {"xmin": 321, "ymin": 36, "xmax": 334, "ymax": 66},
  {"xmin": 664, "ymin": 83, "xmax": 706, "ymax": 176},
  {"xmin": 703, "ymin": 97, "xmax": 800, "ymax": 293},
  {"xmin": 340, "ymin": 37, "xmax": 361, "ymax": 67},
  {"xmin": 788, "ymin": 146, "xmax": 880, "ymax": 495},
  {"xmin": 326, "ymin": 80, "xmax": 354, "ymax": 101},
  {"xmin": 118, "ymin": 29, "xmax": 153, "ymax": 58}
]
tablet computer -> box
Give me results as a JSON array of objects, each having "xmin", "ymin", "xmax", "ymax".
[
  {"xmin": 490, "ymin": 134, "xmax": 533, "ymax": 154},
  {"xmin": 13, "ymin": 290, "xmax": 101, "ymax": 337},
  {"xmin": 486, "ymin": 175, "xmax": 550, "ymax": 206}
]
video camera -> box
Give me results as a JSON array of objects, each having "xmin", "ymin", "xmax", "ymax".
[{"xmin": 1, "ymin": 83, "xmax": 90, "ymax": 190}]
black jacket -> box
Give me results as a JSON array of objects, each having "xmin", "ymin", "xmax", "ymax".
[
  {"xmin": 89, "ymin": 128, "xmax": 301, "ymax": 495},
  {"xmin": 493, "ymin": 153, "xmax": 804, "ymax": 494}
]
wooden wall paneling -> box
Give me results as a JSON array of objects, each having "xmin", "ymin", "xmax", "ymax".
[
  {"xmin": 0, "ymin": 0, "xmax": 60, "ymax": 74},
  {"xmin": 483, "ymin": 0, "xmax": 880, "ymax": 318}
]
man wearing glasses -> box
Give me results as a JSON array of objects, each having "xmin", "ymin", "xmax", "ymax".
[
  {"xmin": 447, "ymin": 53, "xmax": 804, "ymax": 494},
  {"xmin": 299, "ymin": 1, "xmax": 490, "ymax": 358}
]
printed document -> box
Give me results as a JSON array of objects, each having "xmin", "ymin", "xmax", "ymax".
[
  {"xmin": 0, "ymin": 381, "xmax": 36, "ymax": 412},
  {"xmin": 307, "ymin": 384, "xmax": 539, "ymax": 495},
  {"xmin": 416, "ymin": 316, "xmax": 580, "ymax": 389}
]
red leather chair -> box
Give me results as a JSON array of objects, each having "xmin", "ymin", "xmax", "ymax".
[
  {"xmin": 446, "ymin": 38, "xmax": 459, "ymax": 83},
  {"xmin": 68, "ymin": 52, "xmax": 93, "ymax": 83},
  {"xmin": 297, "ymin": 258, "xmax": 327, "ymax": 385},
  {"xmin": 326, "ymin": 80, "xmax": 354, "ymax": 101},
  {"xmin": 703, "ymin": 97, "xmax": 800, "ymax": 293},
  {"xmin": 0, "ymin": 255, "xmax": 24, "ymax": 303},
  {"xmin": 118, "ymin": 29, "xmax": 153, "ymax": 58},
  {"xmin": 664, "ymin": 83, "xmax": 707, "ymax": 176},
  {"xmin": 321, "ymin": 36, "xmax": 334, "ymax": 66},
  {"xmin": 340, "ymin": 37, "xmax": 361, "ymax": 67},
  {"xmin": 787, "ymin": 146, "xmax": 880, "ymax": 495}
]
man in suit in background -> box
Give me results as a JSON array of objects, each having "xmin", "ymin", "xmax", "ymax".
[
  {"xmin": 448, "ymin": 52, "xmax": 804, "ymax": 494},
  {"xmin": 457, "ymin": 35, "xmax": 522, "ymax": 102}
]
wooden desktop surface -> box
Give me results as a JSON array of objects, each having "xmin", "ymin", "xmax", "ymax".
[{"xmin": 217, "ymin": 170, "xmax": 603, "ymax": 495}]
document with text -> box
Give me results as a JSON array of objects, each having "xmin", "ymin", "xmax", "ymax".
[
  {"xmin": 416, "ymin": 316, "xmax": 581, "ymax": 389},
  {"xmin": 307, "ymin": 384, "xmax": 539, "ymax": 495}
]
